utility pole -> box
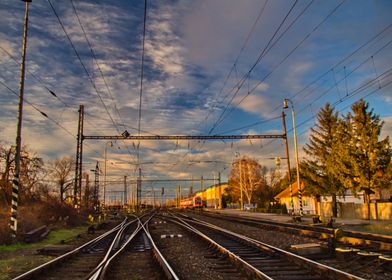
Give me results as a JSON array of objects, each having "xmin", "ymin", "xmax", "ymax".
[
  {"xmin": 213, "ymin": 172, "xmax": 217, "ymax": 209},
  {"xmin": 218, "ymin": 172, "xmax": 222, "ymax": 209},
  {"xmin": 239, "ymin": 158, "xmax": 244, "ymax": 210},
  {"xmin": 176, "ymin": 185, "xmax": 180, "ymax": 207},
  {"xmin": 74, "ymin": 105, "xmax": 84, "ymax": 209},
  {"xmin": 136, "ymin": 167, "xmax": 141, "ymax": 210},
  {"xmin": 282, "ymin": 111, "xmax": 294, "ymax": 214},
  {"xmin": 152, "ymin": 185, "xmax": 155, "ymax": 209},
  {"xmin": 161, "ymin": 187, "xmax": 164, "ymax": 208},
  {"xmin": 93, "ymin": 162, "xmax": 99, "ymax": 211},
  {"xmin": 10, "ymin": 0, "xmax": 31, "ymax": 238},
  {"xmin": 123, "ymin": 175, "xmax": 127, "ymax": 206},
  {"xmin": 284, "ymin": 99, "xmax": 303, "ymax": 217}
]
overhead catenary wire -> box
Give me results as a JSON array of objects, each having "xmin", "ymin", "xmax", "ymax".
[
  {"xmin": 136, "ymin": 0, "xmax": 148, "ymax": 164},
  {"xmin": 208, "ymin": 0, "xmax": 301, "ymax": 135},
  {"xmin": 265, "ymin": 21, "xmax": 392, "ymax": 117},
  {"xmin": 0, "ymin": 46, "xmax": 115, "ymax": 138},
  {"xmin": 47, "ymin": 0, "xmax": 125, "ymax": 139},
  {"xmin": 183, "ymin": 0, "xmax": 304, "ymax": 168},
  {"xmin": 69, "ymin": 0, "xmax": 139, "ymax": 159},
  {"xmin": 0, "ymin": 79, "xmax": 102, "ymax": 157},
  {"xmin": 199, "ymin": 0, "xmax": 270, "ymax": 130},
  {"xmin": 183, "ymin": 0, "xmax": 311, "ymax": 167},
  {"xmin": 261, "ymin": 63, "xmax": 392, "ymax": 151},
  {"xmin": 211, "ymin": 0, "xmax": 345, "ymax": 133}
]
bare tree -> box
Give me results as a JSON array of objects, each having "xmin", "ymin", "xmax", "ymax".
[
  {"xmin": 49, "ymin": 156, "xmax": 74, "ymax": 203},
  {"xmin": 0, "ymin": 144, "xmax": 46, "ymax": 205},
  {"xmin": 229, "ymin": 156, "xmax": 264, "ymax": 205}
]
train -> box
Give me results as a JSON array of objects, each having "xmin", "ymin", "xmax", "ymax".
[{"xmin": 180, "ymin": 196, "xmax": 203, "ymax": 208}]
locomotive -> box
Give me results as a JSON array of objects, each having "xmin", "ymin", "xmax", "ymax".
[{"xmin": 180, "ymin": 196, "xmax": 203, "ymax": 208}]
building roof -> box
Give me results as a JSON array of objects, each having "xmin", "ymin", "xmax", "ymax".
[{"xmin": 274, "ymin": 181, "xmax": 306, "ymax": 199}]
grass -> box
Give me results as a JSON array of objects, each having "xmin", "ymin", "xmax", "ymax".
[
  {"xmin": 0, "ymin": 225, "xmax": 89, "ymax": 252},
  {"xmin": 0, "ymin": 255, "xmax": 53, "ymax": 280},
  {"xmin": 0, "ymin": 225, "xmax": 89, "ymax": 280}
]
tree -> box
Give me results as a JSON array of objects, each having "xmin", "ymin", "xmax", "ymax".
[
  {"xmin": 253, "ymin": 167, "xmax": 284, "ymax": 208},
  {"xmin": 331, "ymin": 99, "xmax": 391, "ymax": 219},
  {"xmin": 0, "ymin": 144, "xmax": 46, "ymax": 205},
  {"xmin": 228, "ymin": 156, "xmax": 264, "ymax": 205},
  {"xmin": 301, "ymin": 103, "xmax": 345, "ymax": 217},
  {"xmin": 48, "ymin": 156, "xmax": 74, "ymax": 203}
]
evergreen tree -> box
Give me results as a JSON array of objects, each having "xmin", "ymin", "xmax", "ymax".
[
  {"xmin": 332, "ymin": 99, "xmax": 391, "ymax": 219},
  {"xmin": 302, "ymin": 103, "xmax": 345, "ymax": 217}
]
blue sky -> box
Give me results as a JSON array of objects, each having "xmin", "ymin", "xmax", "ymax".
[{"xmin": 1, "ymin": 0, "xmax": 391, "ymax": 198}]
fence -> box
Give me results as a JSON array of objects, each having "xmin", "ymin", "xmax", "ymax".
[{"xmin": 319, "ymin": 201, "xmax": 392, "ymax": 220}]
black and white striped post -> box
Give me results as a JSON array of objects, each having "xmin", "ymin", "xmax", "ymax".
[{"xmin": 10, "ymin": 0, "xmax": 31, "ymax": 238}]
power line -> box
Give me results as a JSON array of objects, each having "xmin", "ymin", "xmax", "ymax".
[
  {"xmin": 185, "ymin": 0, "xmax": 303, "ymax": 168},
  {"xmin": 214, "ymin": 0, "xmax": 345, "ymax": 132},
  {"xmin": 186, "ymin": 0, "xmax": 310, "ymax": 166},
  {"xmin": 264, "ymin": 22, "xmax": 392, "ymax": 117},
  {"xmin": 0, "ymin": 46, "xmax": 113, "ymax": 137},
  {"xmin": 296, "ymin": 37, "xmax": 392, "ymax": 115},
  {"xmin": 261, "ymin": 63, "xmax": 392, "ymax": 150},
  {"xmin": 199, "ymin": 0, "xmax": 270, "ymax": 130},
  {"xmin": 217, "ymin": 116, "xmax": 281, "ymax": 135},
  {"xmin": 137, "ymin": 0, "xmax": 148, "ymax": 163},
  {"xmin": 47, "ymin": 0, "xmax": 123, "ymax": 137},
  {"xmin": 69, "ymin": 0, "xmax": 138, "ymax": 159},
  {"xmin": 208, "ymin": 0, "xmax": 301, "ymax": 135},
  {"xmin": 0, "ymin": 79, "xmax": 102, "ymax": 157}
]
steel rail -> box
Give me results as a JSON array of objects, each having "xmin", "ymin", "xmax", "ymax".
[
  {"xmin": 176, "ymin": 214, "xmax": 366, "ymax": 280},
  {"xmin": 143, "ymin": 218, "xmax": 180, "ymax": 280},
  {"xmin": 86, "ymin": 216, "xmax": 140, "ymax": 280},
  {"xmin": 167, "ymin": 213, "xmax": 272, "ymax": 280},
  {"xmin": 13, "ymin": 219, "xmax": 128, "ymax": 280},
  {"xmin": 90, "ymin": 213, "xmax": 180, "ymax": 280},
  {"xmin": 197, "ymin": 211, "xmax": 392, "ymax": 250},
  {"xmin": 90, "ymin": 214, "xmax": 152, "ymax": 280}
]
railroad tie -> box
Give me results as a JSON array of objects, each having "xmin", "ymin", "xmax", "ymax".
[{"xmin": 160, "ymin": 234, "xmax": 183, "ymax": 239}]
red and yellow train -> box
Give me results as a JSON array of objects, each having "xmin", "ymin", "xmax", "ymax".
[{"xmin": 180, "ymin": 196, "xmax": 203, "ymax": 208}]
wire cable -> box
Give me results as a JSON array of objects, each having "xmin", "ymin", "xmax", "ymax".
[
  {"xmin": 136, "ymin": 0, "xmax": 148, "ymax": 164},
  {"xmin": 213, "ymin": 0, "xmax": 345, "ymax": 132}
]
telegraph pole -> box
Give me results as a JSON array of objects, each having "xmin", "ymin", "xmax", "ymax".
[
  {"xmin": 74, "ymin": 105, "xmax": 84, "ymax": 208},
  {"xmin": 123, "ymin": 175, "xmax": 127, "ymax": 205},
  {"xmin": 10, "ymin": 0, "xmax": 31, "ymax": 238},
  {"xmin": 218, "ymin": 172, "xmax": 222, "ymax": 209},
  {"xmin": 136, "ymin": 167, "xmax": 141, "ymax": 209},
  {"xmin": 93, "ymin": 162, "xmax": 100, "ymax": 211},
  {"xmin": 282, "ymin": 111, "xmax": 294, "ymax": 214},
  {"xmin": 239, "ymin": 159, "xmax": 244, "ymax": 210}
]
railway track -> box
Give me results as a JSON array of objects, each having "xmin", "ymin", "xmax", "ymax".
[
  {"xmin": 13, "ymin": 218, "xmax": 128, "ymax": 280},
  {"xmin": 13, "ymin": 213, "xmax": 179, "ymax": 280},
  {"xmin": 189, "ymin": 210, "xmax": 392, "ymax": 249},
  {"xmin": 183, "ymin": 210, "xmax": 392, "ymax": 278},
  {"xmin": 167, "ymin": 213, "xmax": 365, "ymax": 280}
]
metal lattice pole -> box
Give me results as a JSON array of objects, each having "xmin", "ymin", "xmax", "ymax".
[{"xmin": 10, "ymin": 0, "xmax": 31, "ymax": 238}]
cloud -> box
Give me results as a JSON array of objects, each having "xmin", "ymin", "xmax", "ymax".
[
  {"xmin": 381, "ymin": 116, "xmax": 392, "ymax": 139},
  {"xmin": 1, "ymin": 0, "xmax": 391, "ymax": 195}
]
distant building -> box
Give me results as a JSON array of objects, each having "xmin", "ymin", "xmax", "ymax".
[
  {"xmin": 195, "ymin": 183, "xmax": 228, "ymax": 208},
  {"xmin": 274, "ymin": 181, "xmax": 317, "ymax": 215}
]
